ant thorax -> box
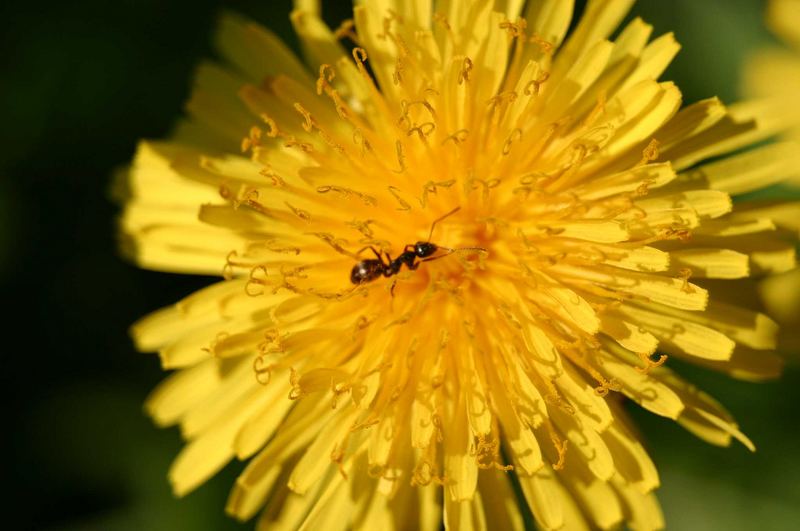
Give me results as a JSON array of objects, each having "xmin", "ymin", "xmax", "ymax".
[{"xmin": 414, "ymin": 242, "xmax": 438, "ymax": 258}]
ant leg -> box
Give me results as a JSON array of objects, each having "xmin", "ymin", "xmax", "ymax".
[
  {"xmin": 355, "ymin": 246, "xmax": 382, "ymax": 259},
  {"xmin": 355, "ymin": 246, "xmax": 375, "ymax": 257},
  {"xmin": 381, "ymin": 252, "xmax": 396, "ymax": 278},
  {"xmin": 390, "ymin": 279, "xmax": 397, "ymax": 297},
  {"xmin": 356, "ymin": 246, "xmax": 392, "ymax": 267}
]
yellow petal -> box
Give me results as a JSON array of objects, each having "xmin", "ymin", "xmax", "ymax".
[
  {"xmin": 553, "ymin": 220, "xmax": 630, "ymax": 243},
  {"xmin": 551, "ymin": 407, "xmax": 616, "ymax": 481},
  {"xmin": 597, "ymin": 342, "xmax": 684, "ymax": 419},
  {"xmin": 602, "ymin": 417, "xmax": 660, "ymax": 492},
  {"xmin": 517, "ymin": 467, "xmax": 564, "ymax": 531},
  {"xmin": 611, "ymin": 476, "xmax": 665, "ymax": 531},
  {"xmin": 145, "ymin": 359, "xmax": 221, "ymax": 426},
  {"xmin": 444, "ymin": 395, "xmax": 478, "ymax": 501},
  {"xmin": 600, "ymin": 313, "xmax": 659, "ymax": 355},
  {"xmin": 288, "ymin": 408, "xmax": 359, "ymax": 494},
  {"xmin": 619, "ymin": 32, "xmax": 680, "ymax": 93},
  {"xmin": 233, "ymin": 380, "xmax": 294, "ymax": 459},
  {"xmin": 444, "ymin": 494, "xmax": 487, "ymax": 531},
  {"xmin": 618, "ymin": 303, "xmax": 735, "ymax": 361},
  {"xmin": 523, "ymin": 0, "xmax": 573, "ymax": 51},
  {"xmin": 669, "ymin": 248, "xmax": 749, "ymax": 279},
  {"xmin": 290, "ymin": 9, "xmax": 348, "ymax": 75},
  {"xmin": 225, "ymin": 466, "xmax": 282, "ymax": 521},
  {"xmin": 556, "ymin": 365, "xmax": 614, "ymax": 432},
  {"xmin": 693, "ymin": 142, "xmax": 800, "ymax": 195},
  {"xmin": 556, "ymin": 0, "xmax": 635, "ymax": 73},
  {"xmin": 215, "ymin": 11, "xmax": 312, "ymax": 84},
  {"xmin": 476, "ymin": 472, "xmax": 524, "ymax": 531},
  {"xmin": 562, "ymin": 473, "xmax": 624, "ymax": 530}
]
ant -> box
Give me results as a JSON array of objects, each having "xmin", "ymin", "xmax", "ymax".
[{"xmin": 349, "ymin": 207, "xmax": 486, "ymax": 287}]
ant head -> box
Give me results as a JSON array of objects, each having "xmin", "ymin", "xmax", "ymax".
[{"xmin": 414, "ymin": 241, "xmax": 438, "ymax": 258}]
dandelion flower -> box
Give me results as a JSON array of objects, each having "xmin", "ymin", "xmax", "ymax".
[{"xmin": 122, "ymin": 1, "xmax": 798, "ymax": 529}]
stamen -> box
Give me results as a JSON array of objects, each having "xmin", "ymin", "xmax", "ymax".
[
  {"xmin": 487, "ymin": 91, "xmax": 518, "ymax": 114},
  {"xmin": 251, "ymin": 239, "xmax": 301, "ymax": 255},
  {"xmin": 433, "ymin": 12, "xmax": 451, "ymax": 31},
  {"xmin": 349, "ymin": 416, "xmax": 380, "ymax": 432},
  {"xmin": 259, "ymin": 166, "xmax": 286, "ymax": 187},
  {"xmin": 475, "ymin": 434, "xmax": 514, "ymax": 471},
  {"xmin": 442, "ymin": 129, "xmax": 469, "ymax": 146},
  {"xmin": 499, "ymin": 18, "xmax": 528, "ymax": 39},
  {"xmin": 406, "ymin": 99, "xmax": 437, "ymax": 119},
  {"xmin": 524, "ymin": 71, "xmax": 550, "ymax": 96},
  {"xmin": 635, "ymin": 352, "xmax": 669, "ymax": 374},
  {"xmin": 316, "ymin": 66, "xmax": 354, "ymax": 121},
  {"xmin": 333, "ymin": 19, "xmax": 359, "ymax": 45},
  {"xmin": 352, "ymin": 314, "xmax": 373, "ymax": 337},
  {"xmin": 583, "ymin": 91, "xmax": 608, "ymax": 127},
  {"xmin": 502, "ymin": 128, "xmax": 523, "ymax": 155},
  {"xmin": 419, "ymin": 179, "xmax": 456, "ymax": 208},
  {"xmin": 245, "ymin": 265, "xmax": 270, "ymax": 297},
  {"xmin": 284, "ymin": 201, "xmax": 311, "ymax": 221},
  {"xmin": 637, "ymin": 138, "xmax": 661, "ymax": 166},
  {"xmin": 458, "ymin": 57, "xmax": 473, "ymax": 85},
  {"xmin": 307, "ymin": 232, "xmax": 357, "ymax": 258},
  {"xmin": 467, "ymin": 177, "xmax": 501, "ymax": 201},
  {"xmin": 677, "ymin": 267, "xmax": 695, "ymax": 293},
  {"xmin": 288, "ymin": 367, "xmax": 304, "ymax": 400},
  {"xmin": 218, "ymin": 181, "xmax": 233, "ymax": 201},
  {"xmin": 384, "ymin": 312, "xmax": 412, "ymax": 330},
  {"xmin": 352, "ymin": 128, "xmax": 372, "ymax": 154},
  {"xmin": 202, "ymin": 332, "xmax": 230, "ymax": 357},
  {"xmin": 411, "ymin": 458, "xmax": 436, "ymax": 486},
  {"xmin": 252, "ymin": 355, "xmax": 273, "ymax": 385},
  {"xmin": 345, "ymin": 218, "xmax": 376, "ymax": 238},
  {"xmin": 407, "ymin": 121, "xmax": 435, "ymax": 140},
  {"xmin": 293, "ymin": 102, "xmax": 314, "ymax": 132},
  {"xmin": 259, "ymin": 114, "xmax": 280, "ymax": 137},
  {"xmin": 240, "ymin": 126, "xmax": 263, "ymax": 154},
  {"xmin": 279, "ymin": 265, "xmax": 308, "ymax": 279},
  {"xmin": 530, "ymin": 33, "xmax": 555, "ymax": 54},
  {"xmin": 547, "ymin": 424, "xmax": 569, "ymax": 470},
  {"xmin": 316, "ymin": 185, "xmax": 377, "ymax": 206},
  {"xmin": 329, "ymin": 446, "xmax": 348, "ymax": 479},
  {"xmin": 283, "ymin": 136, "xmax": 314, "ymax": 154},
  {"xmin": 352, "ymin": 47, "xmax": 370, "ymax": 77},
  {"xmin": 393, "ymin": 140, "xmax": 406, "ymax": 173},
  {"xmin": 393, "ymin": 54, "xmax": 405, "ymax": 85}
]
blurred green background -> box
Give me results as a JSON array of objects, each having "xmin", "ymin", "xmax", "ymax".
[{"xmin": 1, "ymin": 0, "xmax": 798, "ymax": 529}]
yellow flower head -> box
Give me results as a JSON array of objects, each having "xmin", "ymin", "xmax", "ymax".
[{"xmin": 123, "ymin": 1, "xmax": 798, "ymax": 529}]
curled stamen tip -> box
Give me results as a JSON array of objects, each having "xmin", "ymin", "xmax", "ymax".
[
  {"xmin": 352, "ymin": 47, "xmax": 368, "ymax": 65},
  {"xmin": 553, "ymin": 440, "xmax": 569, "ymax": 470},
  {"xmin": 259, "ymin": 114, "xmax": 279, "ymax": 137}
]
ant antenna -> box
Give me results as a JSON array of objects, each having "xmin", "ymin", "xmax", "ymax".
[
  {"xmin": 426, "ymin": 206, "xmax": 461, "ymax": 242},
  {"xmin": 422, "ymin": 246, "xmax": 488, "ymax": 263}
]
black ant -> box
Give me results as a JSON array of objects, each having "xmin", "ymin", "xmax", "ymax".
[{"xmin": 349, "ymin": 207, "xmax": 486, "ymax": 287}]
